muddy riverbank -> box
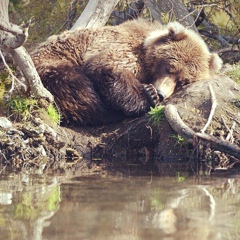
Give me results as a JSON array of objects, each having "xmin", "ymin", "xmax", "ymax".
[{"xmin": 0, "ymin": 74, "xmax": 239, "ymax": 176}]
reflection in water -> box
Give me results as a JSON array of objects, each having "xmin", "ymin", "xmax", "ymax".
[
  {"xmin": 0, "ymin": 173, "xmax": 61, "ymax": 240},
  {"xmin": 0, "ymin": 174, "xmax": 240, "ymax": 240}
]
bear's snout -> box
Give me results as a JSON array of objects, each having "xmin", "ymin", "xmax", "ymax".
[{"xmin": 153, "ymin": 75, "xmax": 177, "ymax": 100}]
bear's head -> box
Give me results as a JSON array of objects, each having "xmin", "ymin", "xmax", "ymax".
[{"xmin": 144, "ymin": 22, "xmax": 223, "ymax": 100}]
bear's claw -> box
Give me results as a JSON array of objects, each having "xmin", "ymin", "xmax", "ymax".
[{"xmin": 143, "ymin": 84, "xmax": 161, "ymax": 107}]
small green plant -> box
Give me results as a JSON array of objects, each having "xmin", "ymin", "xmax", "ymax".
[
  {"xmin": 0, "ymin": 81, "xmax": 6, "ymax": 104},
  {"xmin": 148, "ymin": 105, "xmax": 165, "ymax": 125},
  {"xmin": 0, "ymin": 69, "xmax": 12, "ymax": 104},
  {"xmin": 170, "ymin": 134, "xmax": 188, "ymax": 147},
  {"xmin": 46, "ymin": 103, "xmax": 61, "ymax": 124},
  {"xmin": 8, "ymin": 96, "xmax": 39, "ymax": 120}
]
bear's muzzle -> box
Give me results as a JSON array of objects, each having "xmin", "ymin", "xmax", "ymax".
[{"xmin": 154, "ymin": 75, "xmax": 177, "ymax": 100}]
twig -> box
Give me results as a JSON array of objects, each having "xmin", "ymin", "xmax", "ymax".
[
  {"xmin": 0, "ymin": 150, "xmax": 8, "ymax": 175},
  {"xmin": 201, "ymin": 83, "xmax": 217, "ymax": 133},
  {"xmin": 181, "ymin": 4, "xmax": 217, "ymax": 29},
  {"xmin": 221, "ymin": 115, "xmax": 231, "ymax": 134},
  {"xmin": 224, "ymin": 109, "xmax": 240, "ymax": 125},
  {"xmin": 0, "ymin": 49, "xmax": 26, "ymax": 92},
  {"xmin": 218, "ymin": 47, "xmax": 240, "ymax": 54},
  {"xmin": 0, "ymin": 164, "xmax": 7, "ymax": 175},
  {"xmin": 221, "ymin": 117, "xmax": 236, "ymax": 143},
  {"xmin": 226, "ymin": 121, "xmax": 236, "ymax": 143}
]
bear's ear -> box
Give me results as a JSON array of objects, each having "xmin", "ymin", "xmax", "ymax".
[
  {"xmin": 167, "ymin": 22, "xmax": 188, "ymax": 41},
  {"xmin": 209, "ymin": 53, "xmax": 223, "ymax": 73}
]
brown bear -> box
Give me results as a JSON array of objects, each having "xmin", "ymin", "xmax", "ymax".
[{"xmin": 32, "ymin": 19, "xmax": 222, "ymax": 126}]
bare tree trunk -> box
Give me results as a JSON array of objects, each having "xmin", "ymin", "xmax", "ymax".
[
  {"xmin": 71, "ymin": 0, "xmax": 120, "ymax": 29},
  {"xmin": 0, "ymin": 0, "xmax": 53, "ymax": 101}
]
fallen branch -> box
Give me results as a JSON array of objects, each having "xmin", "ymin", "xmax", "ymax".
[{"xmin": 165, "ymin": 104, "xmax": 240, "ymax": 160}]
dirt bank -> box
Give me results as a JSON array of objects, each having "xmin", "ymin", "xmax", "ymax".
[{"xmin": 0, "ymin": 76, "xmax": 239, "ymax": 176}]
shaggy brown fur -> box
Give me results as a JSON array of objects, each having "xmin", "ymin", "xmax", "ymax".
[{"xmin": 32, "ymin": 19, "xmax": 222, "ymax": 126}]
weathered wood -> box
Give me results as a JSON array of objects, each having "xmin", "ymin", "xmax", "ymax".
[
  {"xmin": 164, "ymin": 104, "xmax": 195, "ymax": 143},
  {"xmin": 0, "ymin": 0, "xmax": 28, "ymax": 49},
  {"xmin": 11, "ymin": 47, "xmax": 54, "ymax": 101},
  {"xmin": 71, "ymin": 0, "xmax": 120, "ymax": 30}
]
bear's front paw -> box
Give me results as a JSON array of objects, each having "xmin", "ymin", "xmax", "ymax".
[
  {"xmin": 167, "ymin": 22, "xmax": 186, "ymax": 41},
  {"xmin": 143, "ymin": 84, "xmax": 161, "ymax": 107}
]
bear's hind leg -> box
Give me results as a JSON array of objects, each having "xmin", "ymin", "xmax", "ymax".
[{"xmin": 40, "ymin": 65, "xmax": 124, "ymax": 126}]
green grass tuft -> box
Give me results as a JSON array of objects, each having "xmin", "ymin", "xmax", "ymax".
[
  {"xmin": 148, "ymin": 105, "xmax": 165, "ymax": 125},
  {"xmin": 0, "ymin": 69, "xmax": 12, "ymax": 106},
  {"xmin": 46, "ymin": 103, "xmax": 60, "ymax": 125},
  {"xmin": 0, "ymin": 81, "xmax": 6, "ymax": 104},
  {"xmin": 8, "ymin": 96, "xmax": 39, "ymax": 120}
]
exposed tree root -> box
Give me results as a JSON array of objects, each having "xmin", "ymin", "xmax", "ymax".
[
  {"xmin": 201, "ymin": 83, "xmax": 217, "ymax": 133},
  {"xmin": 165, "ymin": 104, "xmax": 240, "ymax": 160}
]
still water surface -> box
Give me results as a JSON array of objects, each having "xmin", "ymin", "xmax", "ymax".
[{"xmin": 0, "ymin": 172, "xmax": 240, "ymax": 240}]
